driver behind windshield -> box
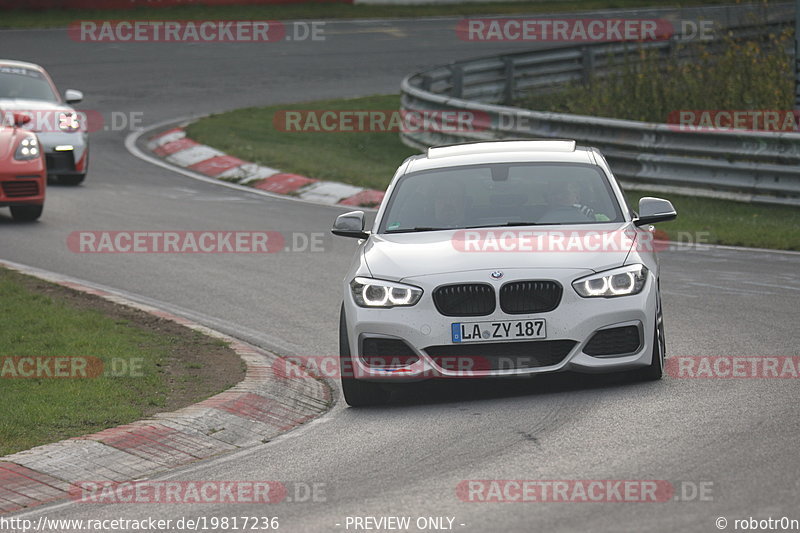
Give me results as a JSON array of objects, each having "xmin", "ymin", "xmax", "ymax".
[{"xmin": 545, "ymin": 180, "xmax": 596, "ymax": 220}]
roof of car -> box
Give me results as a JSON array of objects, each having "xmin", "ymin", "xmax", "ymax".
[
  {"xmin": 405, "ymin": 140, "xmax": 596, "ymax": 173},
  {"xmin": 0, "ymin": 60, "xmax": 45, "ymax": 71}
]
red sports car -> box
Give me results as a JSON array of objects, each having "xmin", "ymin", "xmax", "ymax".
[{"xmin": 0, "ymin": 114, "xmax": 45, "ymax": 221}]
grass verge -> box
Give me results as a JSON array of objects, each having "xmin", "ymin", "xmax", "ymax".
[
  {"xmin": 623, "ymin": 190, "xmax": 799, "ymax": 250},
  {"xmin": 0, "ymin": 0, "xmax": 737, "ymax": 29},
  {"xmin": 186, "ymin": 95, "xmax": 418, "ymax": 191},
  {"xmin": 0, "ymin": 267, "xmax": 245, "ymax": 456},
  {"xmin": 185, "ymin": 94, "xmax": 800, "ymax": 251}
]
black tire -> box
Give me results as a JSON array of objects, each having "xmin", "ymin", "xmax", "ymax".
[
  {"xmin": 58, "ymin": 174, "xmax": 85, "ymax": 186},
  {"xmin": 632, "ymin": 291, "xmax": 665, "ymax": 381},
  {"xmin": 339, "ymin": 304, "xmax": 390, "ymax": 407},
  {"xmin": 10, "ymin": 205, "xmax": 43, "ymax": 222}
]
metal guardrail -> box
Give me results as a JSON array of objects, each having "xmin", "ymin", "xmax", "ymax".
[{"xmin": 399, "ymin": 4, "xmax": 800, "ymax": 206}]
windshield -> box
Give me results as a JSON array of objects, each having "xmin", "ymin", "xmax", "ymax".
[
  {"xmin": 379, "ymin": 162, "xmax": 624, "ymax": 233},
  {"xmin": 0, "ymin": 66, "xmax": 58, "ymax": 102}
]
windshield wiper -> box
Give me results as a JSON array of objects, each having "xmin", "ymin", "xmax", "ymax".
[
  {"xmin": 386, "ymin": 226, "xmax": 451, "ymax": 233},
  {"xmin": 463, "ymin": 222, "xmax": 545, "ymax": 229},
  {"xmin": 388, "ymin": 221, "xmax": 564, "ymax": 233}
]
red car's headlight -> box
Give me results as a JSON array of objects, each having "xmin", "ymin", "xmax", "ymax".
[{"xmin": 14, "ymin": 136, "xmax": 40, "ymax": 161}]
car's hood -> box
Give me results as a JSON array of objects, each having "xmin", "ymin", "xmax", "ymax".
[{"xmin": 363, "ymin": 223, "xmax": 639, "ymax": 281}]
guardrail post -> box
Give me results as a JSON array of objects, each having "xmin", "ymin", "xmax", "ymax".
[
  {"xmin": 795, "ymin": 0, "xmax": 800, "ymax": 110},
  {"xmin": 503, "ymin": 57, "xmax": 515, "ymax": 105},
  {"xmin": 582, "ymin": 46, "xmax": 595, "ymax": 84},
  {"xmin": 450, "ymin": 64, "xmax": 464, "ymax": 98}
]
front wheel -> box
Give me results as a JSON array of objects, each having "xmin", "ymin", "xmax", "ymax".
[
  {"xmin": 10, "ymin": 205, "xmax": 43, "ymax": 222},
  {"xmin": 632, "ymin": 294, "xmax": 665, "ymax": 381},
  {"xmin": 339, "ymin": 305, "xmax": 390, "ymax": 407}
]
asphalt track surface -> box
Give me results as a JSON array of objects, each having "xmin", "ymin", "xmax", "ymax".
[{"xmin": 1, "ymin": 7, "xmax": 799, "ymax": 533}]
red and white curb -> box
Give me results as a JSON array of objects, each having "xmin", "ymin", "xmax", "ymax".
[
  {"xmin": 0, "ymin": 260, "xmax": 332, "ymax": 515},
  {"xmin": 148, "ymin": 127, "xmax": 386, "ymax": 208}
]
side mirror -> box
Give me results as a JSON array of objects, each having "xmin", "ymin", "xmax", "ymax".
[
  {"xmin": 12, "ymin": 112, "xmax": 31, "ymax": 127},
  {"xmin": 64, "ymin": 89, "xmax": 83, "ymax": 104},
  {"xmin": 332, "ymin": 210, "xmax": 369, "ymax": 239},
  {"xmin": 635, "ymin": 197, "xmax": 677, "ymax": 226}
]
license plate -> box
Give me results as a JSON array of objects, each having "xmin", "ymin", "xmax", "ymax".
[{"xmin": 451, "ymin": 319, "xmax": 546, "ymax": 343}]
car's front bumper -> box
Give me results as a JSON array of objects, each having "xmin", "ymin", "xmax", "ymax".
[
  {"xmin": 342, "ymin": 268, "xmax": 657, "ymax": 382},
  {"xmin": 37, "ymin": 131, "xmax": 88, "ymax": 176},
  {"xmin": 0, "ymin": 159, "xmax": 46, "ymax": 208}
]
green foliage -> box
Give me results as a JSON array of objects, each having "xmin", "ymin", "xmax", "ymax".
[{"xmin": 517, "ymin": 28, "xmax": 794, "ymax": 122}]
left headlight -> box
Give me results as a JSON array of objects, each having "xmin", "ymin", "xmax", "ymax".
[
  {"xmin": 350, "ymin": 277, "xmax": 423, "ymax": 308},
  {"xmin": 573, "ymin": 264, "xmax": 649, "ymax": 298},
  {"xmin": 14, "ymin": 136, "xmax": 40, "ymax": 161}
]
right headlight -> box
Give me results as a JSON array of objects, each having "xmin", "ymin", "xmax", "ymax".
[
  {"xmin": 350, "ymin": 277, "xmax": 423, "ymax": 308},
  {"xmin": 573, "ymin": 264, "xmax": 648, "ymax": 298},
  {"xmin": 14, "ymin": 136, "xmax": 40, "ymax": 161}
]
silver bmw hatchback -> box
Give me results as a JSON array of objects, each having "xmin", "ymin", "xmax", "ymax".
[{"xmin": 332, "ymin": 140, "xmax": 677, "ymax": 406}]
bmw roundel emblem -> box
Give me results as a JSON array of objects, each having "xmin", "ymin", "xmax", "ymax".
[{"xmin": 490, "ymin": 271, "xmax": 504, "ymax": 280}]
